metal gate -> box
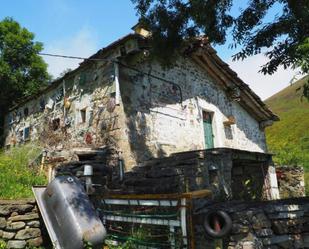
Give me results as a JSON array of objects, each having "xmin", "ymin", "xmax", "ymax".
[{"xmin": 98, "ymin": 190, "xmax": 211, "ymax": 249}]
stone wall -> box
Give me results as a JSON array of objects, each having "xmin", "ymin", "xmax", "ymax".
[
  {"xmin": 109, "ymin": 149, "xmax": 278, "ymax": 200},
  {"xmin": 120, "ymin": 54, "xmax": 268, "ymax": 167},
  {"xmin": 194, "ymin": 197, "xmax": 309, "ymax": 249},
  {"xmin": 0, "ymin": 199, "xmax": 45, "ymax": 248},
  {"xmin": 276, "ymin": 165, "xmax": 306, "ymax": 198},
  {"xmin": 3, "ymin": 60, "xmax": 120, "ymax": 155}
]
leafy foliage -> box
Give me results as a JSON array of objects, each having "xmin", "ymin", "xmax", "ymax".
[
  {"xmin": 132, "ymin": 0, "xmax": 309, "ymax": 97},
  {"xmin": 0, "ymin": 143, "xmax": 47, "ymax": 199},
  {"xmin": 0, "ymin": 17, "xmax": 50, "ymax": 138},
  {"xmin": 305, "ymin": 172, "xmax": 309, "ymax": 196},
  {"xmin": 0, "ymin": 240, "xmax": 6, "ymax": 249}
]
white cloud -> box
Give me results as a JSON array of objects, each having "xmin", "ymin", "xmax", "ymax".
[
  {"xmin": 227, "ymin": 54, "xmax": 301, "ymax": 100},
  {"xmin": 43, "ymin": 27, "xmax": 99, "ymax": 78}
]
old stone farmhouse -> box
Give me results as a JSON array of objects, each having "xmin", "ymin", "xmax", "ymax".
[{"xmin": 3, "ymin": 27, "xmax": 278, "ymax": 171}]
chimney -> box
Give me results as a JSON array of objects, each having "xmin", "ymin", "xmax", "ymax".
[{"xmin": 131, "ymin": 23, "xmax": 151, "ymax": 38}]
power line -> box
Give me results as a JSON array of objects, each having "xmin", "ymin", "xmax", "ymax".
[
  {"xmin": 39, "ymin": 52, "xmax": 183, "ymax": 103},
  {"xmin": 39, "ymin": 52, "xmax": 112, "ymax": 62}
]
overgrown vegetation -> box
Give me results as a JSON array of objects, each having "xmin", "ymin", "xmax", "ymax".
[
  {"xmin": 0, "ymin": 143, "xmax": 47, "ymax": 199},
  {"xmin": 265, "ymin": 76, "xmax": 309, "ymax": 194},
  {"xmin": 0, "ymin": 17, "xmax": 50, "ymax": 142},
  {"xmin": 305, "ymin": 172, "xmax": 309, "ymax": 196},
  {"xmin": 132, "ymin": 0, "xmax": 309, "ymax": 98},
  {"xmin": 0, "ymin": 240, "xmax": 45, "ymax": 249},
  {"xmin": 0, "ymin": 240, "xmax": 6, "ymax": 249}
]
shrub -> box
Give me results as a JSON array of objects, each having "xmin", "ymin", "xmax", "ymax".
[{"xmin": 0, "ymin": 143, "xmax": 47, "ymax": 199}]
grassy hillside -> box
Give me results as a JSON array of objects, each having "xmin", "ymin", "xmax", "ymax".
[{"xmin": 265, "ymin": 76, "xmax": 309, "ymax": 194}]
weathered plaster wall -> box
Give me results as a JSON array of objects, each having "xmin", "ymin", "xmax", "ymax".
[
  {"xmin": 119, "ymin": 55, "xmax": 267, "ymax": 166},
  {"xmin": 3, "ymin": 61, "xmax": 123, "ymax": 160},
  {"xmin": 3, "ymin": 48, "xmax": 268, "ymax": 171}
]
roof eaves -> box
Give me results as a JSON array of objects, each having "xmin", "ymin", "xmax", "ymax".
[
  {"xmin": 193, "ymin": 43, "xmax": 279, "ymax": 122},
  {"xmin": 8, "ymin": 33, "xmax": 142, "ymax": 112}
]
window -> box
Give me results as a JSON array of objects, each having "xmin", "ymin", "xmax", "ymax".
[
  {"xmin": 80, "ymin": 109, "xmax": 86, "ymax": 123},
  {"xmin": 39, "ymin": 99, "xmax": 46, "ymax": 111},
  {"xmin": 24, "ymin": 107, "xmax": 29, "ymax": 117},
  {"xmin": 24, "ymin": 127, "xmax": 30, "ymax": 141},
  {"xmin": 19, "ymin": 130, "xmax": 23, "ymax": 142},
  {"xmin": 52, "ymin": 118, "xmax": 60, "ymax": 131}
]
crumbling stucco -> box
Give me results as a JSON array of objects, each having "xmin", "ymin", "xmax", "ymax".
[
  {"xmin": 4, "ymin": 36, "xmax": 270, "ymax": 170},
  {"xmin": 118, "ymin": 54, "xmax": 268, "ymax": 167}
]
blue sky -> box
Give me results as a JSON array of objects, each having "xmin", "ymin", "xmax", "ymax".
[{"xmin": 0, "ymin": 0, "xmax": 299, "ymax": 99}]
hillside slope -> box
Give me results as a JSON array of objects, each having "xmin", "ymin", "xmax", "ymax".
[{"xmin": 265, "ymin": 76, "xmax": 309, "ymax": 169}]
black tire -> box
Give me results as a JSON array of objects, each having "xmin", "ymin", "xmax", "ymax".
[{"xmin": 203, "ymin": 210, "xmax": 232, "ymax": 238}]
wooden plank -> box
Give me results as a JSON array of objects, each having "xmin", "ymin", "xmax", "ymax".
[{"xmin": 99, "ymin": 189, "xmax": 212, "ymax": 200}]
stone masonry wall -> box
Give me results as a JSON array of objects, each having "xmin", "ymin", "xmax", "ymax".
[
  {"xmin": 0, "ymin": 199, "xmax": 45, "ymax": 248},
  {"xmin": 194, "ymin": 197, "xmax": 309, "ymax": 249},
  {"xmin": 276, "ymin": 165, "xmax": 306, "ymax": 198},
  {"xmin": 119, "ymin": 54, "xmax": 268, "ymax": 167},
  {"xmin": 3, "ymin": 36, "xmax": 270, "ymax": 171}
]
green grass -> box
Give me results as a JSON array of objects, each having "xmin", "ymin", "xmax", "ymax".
[
  {"xmin": 265, "ymin": 76, "xmax": 309, "ymax": 167},
  {"xmin": 265, "ymin": 75, "xmax": 309, "ymax": 195},
  {"xmin": 305, "ymin": 171, "xmax": 309, "ymax": 196},
  {"xmin": 0, "ymin": 143, "xmax": 47, "ymax": 199}
]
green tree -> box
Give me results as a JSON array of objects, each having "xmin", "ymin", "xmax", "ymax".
[
  {"xmin": 0, "ymin": 17, "xmax": 50, "ymax": 139},
  {"xmin": 132, "ymin": 0, "xmax": 309, "ymax": 97}
]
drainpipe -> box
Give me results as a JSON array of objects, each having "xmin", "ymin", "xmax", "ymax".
[
  {"xmin": 114, "ymin": 62, "xmax": 120, "ymax": 105},
  {"xmin": 63, "ymin": 80, "xmax": 66, "ymax": 118},
  {"xmin": 118, "ymin": 152, "xmax": 124, "ymax": 182}
]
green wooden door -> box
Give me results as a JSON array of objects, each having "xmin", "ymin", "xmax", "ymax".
[{"xmin": 203, "ymin": 111, "xmax": 214, "ymax": 149}]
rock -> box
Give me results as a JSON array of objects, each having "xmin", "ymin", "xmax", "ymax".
[
  {"xmin": 255, "ymin": 228, "xmax": 273, "ymax": 237},
  {"xmin": 7, "ymin": 240, "xmax": 27, "ymax": 249},
  {"xmin": 263, "ymin": 235, "xmax": 293, "ymax": 247},
  {"xmin": 27, "ymin": 236, "xmax": 43, "ymax": 247},
  {"xmin": 232, "ymin": 223, "xmax": 249, "ymax": 234},
  {"xmin": 242, "ymin": 241, "xmax": 255, "ymax": 249},
  {"xmin": 304, "ymin": 234, "xmax": 309, "ymax": 248},
  {"xmin": 0, "ymin": 205, "xmax": 10, "ymax": 216},
  {"xmin": 8, "ymin": 213, "xmax": 39, "ymax": 222},
  {"xmin": 266, "ymin": 204, "xmax": 302, "ymax": 213},
  {"xmin": 0, "ymin": 205, "xmax": 33, "ymax": 216},
  {"xmin": 0, "ymin": 230, "xmax": 3, "ymax": 237},
  {"xmin": 27, "ymin": 220, "xmax": 40, "ymax": 228},
  {"xmin": 2, "ymin": 231, "xmax": 15, "ymax": 239},
  {"xmin": 6, "ymin": 221, "xmax": 26, "ymax": 231},
  {"xmin": 230, "ymin": 233, "xmax": 247, "ymax": 242},
  {"xmin": 271, "ymin": 220, "xmax": 303, "ymax": 234},
  {"xmin": 31, "ymin": 206, "xmax": 38, "ymax": 212},
  {"xmin": 252, "ymin": 213, "xmax": 271, "ymax": 229},
  {"xmin": 268, "ymin": 211, "xmax": 304, "ymax": 219},
  {"xmin": 0, "ymin": 217, "xmax": 6, "ymax": 229},
  {"xmin": 292, "ymin": 234, "xmax": 304, "ymax": 249},
  {"xmin": 15, "ymin": 228, "xmax": 41, "ymax": 240},
  {"xmin": 11, "ymin": 212, "xmax": 18, "ymax": 217}
]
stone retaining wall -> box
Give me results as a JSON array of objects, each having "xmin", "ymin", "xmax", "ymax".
[
  {"xmin": 0, "ymin": 199, "xmax": 45, "ymax": 249},
  {"xmin": 195, "ymin": 197, "xmax": 309, "ymax": 249},
  {"xmin": 276, "ymin": 165, "xmax": 305, "ymax": 198}
]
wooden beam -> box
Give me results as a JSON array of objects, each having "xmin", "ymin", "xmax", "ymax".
[{"xmin": 98, "ymin": 189, "xmax": 212, "ymax": 200}]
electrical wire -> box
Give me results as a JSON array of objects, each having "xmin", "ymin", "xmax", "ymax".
[
  {"xmin": 39, "ymin": 52, "xmax": 112, "ymax": 62},
  {"xmin": 39, "ymin": 52, "xmax": 183, "ymax": 103}
]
